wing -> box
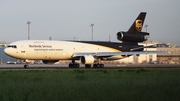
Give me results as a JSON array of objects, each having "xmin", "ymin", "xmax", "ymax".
[
  {"xmin": 72, "ymin": 51, "xmax": 163, "ymax": 58},
  {"xmin": 96, "ymin": 51, "xmax": 163, "ymax": 57}
]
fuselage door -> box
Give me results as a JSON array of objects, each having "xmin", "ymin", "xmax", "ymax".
[{"xmin": 20, "ymin": 45, "xmax": 26, "ymax": 58}]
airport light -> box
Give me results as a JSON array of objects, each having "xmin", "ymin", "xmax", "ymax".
[
  {"xmin": 108, "ymin": 35, "xmax": 111, "ymax": 42},
  {"xmin": 144, "ymin": 25, "xmax": 148, "ymax": 32},
  {"xmin": 26, "ymin": 21, "xmax": 31, "ymax": 40},
  {"xmin": 90, "ymin": 24, "xmax": 94, "ymax": 41},
  {"xmin": 144, "ymin": 24, "xmax": 148, "ymax": 63}
]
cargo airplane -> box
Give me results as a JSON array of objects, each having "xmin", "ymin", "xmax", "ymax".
[{"xmin": 4, "ymin": 12, "xmax": 156, "ymax": 68}]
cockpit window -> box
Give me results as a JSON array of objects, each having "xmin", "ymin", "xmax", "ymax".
[{"xmin": 7, "ymin": 45, "xmax": 17, "ymax": 48}]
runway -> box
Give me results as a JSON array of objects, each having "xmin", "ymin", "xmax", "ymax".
[{"xmin": 0, "ymin": 64, "xmax": 180, "ymax": 70}]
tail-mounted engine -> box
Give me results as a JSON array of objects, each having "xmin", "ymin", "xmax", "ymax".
[{"xmin": 116, "ymin": 31, "xmax": 149, "ymax": 42}]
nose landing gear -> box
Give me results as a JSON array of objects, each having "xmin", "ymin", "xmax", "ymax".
[{"xmin": 24, "ymin": 63, "xmax": 29, "ymax": 68}]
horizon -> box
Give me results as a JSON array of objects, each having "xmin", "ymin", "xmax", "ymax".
[{"xmin": 1, "ymin": 0, "xmax": 180, "ymax": 45}]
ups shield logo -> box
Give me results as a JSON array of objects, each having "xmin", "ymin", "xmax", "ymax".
[{"xmin": 136, "ymin": 20, "xmax": 142, "ymax": 31}]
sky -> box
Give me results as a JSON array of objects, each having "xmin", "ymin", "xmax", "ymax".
[{"xmin": 1, "ymin": 0, "xmax": 180, "ymax": 45}]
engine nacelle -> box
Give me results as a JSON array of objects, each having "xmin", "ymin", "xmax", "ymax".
[
  {"xmin": 81, "ymin": 55, "xmax": 95, "ymax": 64},
  {"xmin": 42, "ymin": 60, "xmax": 59, "ymax": 64},
  {"xmin": 116, "ymin": 31, "xmax": 149, "ymax": 42}
]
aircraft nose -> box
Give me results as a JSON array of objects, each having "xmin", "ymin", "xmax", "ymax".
[{"xmin": 4, "ymin": 48, "xmax": 12, "ymax": 56}]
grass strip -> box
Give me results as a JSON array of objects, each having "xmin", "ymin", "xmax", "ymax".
[{"xmin": 0, "ymin": 69, "xmax": 179, "ymax": 101}]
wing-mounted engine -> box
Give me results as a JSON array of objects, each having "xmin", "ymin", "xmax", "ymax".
[
  {"xmin": 42, "ymin": 60, "xmax": 59, "ymax": 64},
  {"xmin": 80, "ymin": 55, "xmax": 95, "ymax": 64},
  {"xmin": 116, "ymin": 31, "xmax": 149, "ymax": 43}
]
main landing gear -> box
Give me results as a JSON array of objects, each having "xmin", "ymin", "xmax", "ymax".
[
  {"xmin": 69, "ymin": 63, "xmax": 80, "ymax": 68},
  {"xmin": 68, "ymin": 59, "xmax": 105, "ymax": 68},
  {"xmin": 93, "ymin": 64, "xmax": 104, "ymax": 68},
  {"xmin": 92, "ymin": 58, "xmax": 104, "ymax": 68},
  {"xmin": 84, "ymin": 63, "xmax": 104, "ymax": 68},
  {"xmin": 68, "ymin": 60, "xmax": 80, "ymax": 68},
  {"xmin": 24, "ymin": 63, "xmax": 29, "ymax": 68}
]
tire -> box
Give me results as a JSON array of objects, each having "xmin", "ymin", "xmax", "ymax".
[
  {"xmin": 100, "ymin": 64, "xmax": 104, "ymax": 68},
  {"xmin": 76, "ymin": 64, "xmax": 80, "ymax": 68},
  {"xmin": 69, "ymin": 63, "xmax": 73, "ymax": 68},
  {"xmin": 85, "ymin": 64, "xmax": 91, "ymax": 68},
  {"xmin": 93, "ymin": 64, "xmax": 97, "ymax": 68},
  {"xmin": 24, "ymin": 64, "xmax": 28, "ymax": 68},
  {"xmin": 93, "ymin": 64, "xmax": 104, "ymax": 68}
]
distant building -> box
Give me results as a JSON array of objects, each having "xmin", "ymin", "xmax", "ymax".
[
  {"xmin": 0, "ymin": 42, "xmax": 7, "ymax": 48},
  {"xmin": 116, "ymin": 43, "xmax": 180, "ymax": 64},
  {"xmin": 117, "ymin": 43, "xmax": 157, "ymax": 64},
  {"xmin": 157, "ymin": 46, "xmax": 180, "ymax": 64}
]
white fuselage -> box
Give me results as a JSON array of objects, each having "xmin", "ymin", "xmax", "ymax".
[{"xmin": 4, "ymin": 40, "xmax": 121, "ymax": 60}]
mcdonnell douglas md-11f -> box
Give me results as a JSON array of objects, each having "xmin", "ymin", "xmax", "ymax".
[{"xmin": 4, "ymin": 12, "xmax": 157, "ymax": 68}]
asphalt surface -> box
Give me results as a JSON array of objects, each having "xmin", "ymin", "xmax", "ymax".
[{"xmin": 0, "ymin": 64, "xmax": 180, "ymax": 70}]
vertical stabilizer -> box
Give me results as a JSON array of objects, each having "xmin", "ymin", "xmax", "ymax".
[
  {"xmin": 116, "ymin": 12, "xmax": 149, "ymax": 44},
  {"xmin": 128, "ymin": 12, "xmax": 146, "ymax": 33}
]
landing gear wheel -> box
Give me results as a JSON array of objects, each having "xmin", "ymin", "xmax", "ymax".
[
  {"xmin": 93, "ymin": 64, "xmax": 104, "ymax": 68},
  {"xmin": 24, "ymin": 64, "xmax": 29, "ymax": 68},
  {"xmin": 69, "ymin": 63, "xmax": 73, "ymax": 68},
  {"xmin": 100, "ymin": 64, "xmax": 104, "ymax": 68},
  {"xmin": 85, "ymin": 64, "xmax": 91, "ymax": 68},
  {"xmin": 93, "ymin": 64, "xmax": 98, "ymax": 68},
  {"xmin": 69, "ymin": 63, "xmax": 80, "ymax": 68},
  {"xmin": 75, "ymin": 63, "xmax": 80, "ymax": 68}
]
